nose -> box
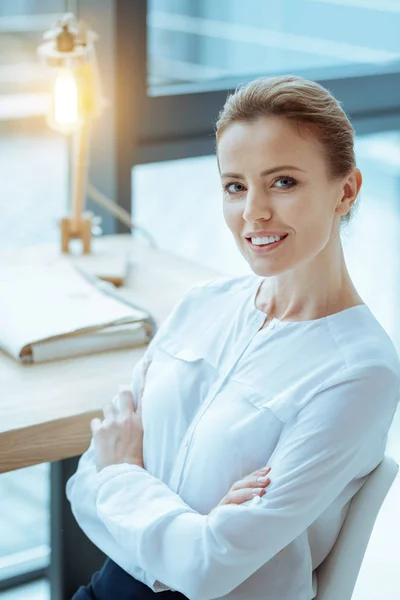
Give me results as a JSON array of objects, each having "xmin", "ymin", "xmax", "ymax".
[{"xmin": 242, "ymin": 187, "xmax": 273, "ymax": 222}]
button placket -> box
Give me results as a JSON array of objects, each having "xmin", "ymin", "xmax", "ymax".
[
  {"xmin": 173, "ymin": 328, "xmax": 267, "ymax": 493},
  {"xmin": 169, "ymin": 375, "xmax": 225, "ymax": 492},
  {"xmin": 170, "ymin": 304, "xmax": 277, "ymax": 492},
  {"xmin": 170, "ymin": 378, "xmax": 225, "ymax": 492}
]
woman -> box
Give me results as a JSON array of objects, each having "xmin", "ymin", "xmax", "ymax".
[{"xmin": 67, "ymin": 75, "xmax": 400, "ymax": 600}]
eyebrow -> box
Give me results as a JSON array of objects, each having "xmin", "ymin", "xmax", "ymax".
[{"xmin": 220, "ymin": 165, "xmax": 306, "ymax": 178}]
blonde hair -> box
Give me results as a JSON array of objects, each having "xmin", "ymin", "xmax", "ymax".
[{"xmin": 215, "ymin": 74, "xmax": 359, "ymax": 228}]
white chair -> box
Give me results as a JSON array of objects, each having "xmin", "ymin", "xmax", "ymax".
[{"xmin": 315, "ymin": 453, "xmax": 399, "ymax": 600}]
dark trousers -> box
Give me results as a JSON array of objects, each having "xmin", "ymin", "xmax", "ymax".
[{"xmin": 72, "ymin": 558, "xmax": 189, "ymax": 600}]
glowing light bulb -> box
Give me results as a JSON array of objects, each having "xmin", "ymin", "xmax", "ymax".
[{"xmin": 53, "ymin": 68, "xmax": 79, "ymax": 127}]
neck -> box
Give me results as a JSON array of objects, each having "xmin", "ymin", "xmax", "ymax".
[{"xmin": 256, "ymin": 237, "xmax": 363, "ymax": 322}]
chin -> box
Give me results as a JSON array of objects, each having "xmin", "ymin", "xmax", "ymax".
[{"xmin": 249, "ymin": 261, "xmax": 289, "ymax": 278}]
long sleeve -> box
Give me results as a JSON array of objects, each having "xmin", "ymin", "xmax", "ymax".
[
  {"xmin": 65, "ymin": 346, "xmax": 158, "ymax": 583},
  {"xmin": 90, "ymin": 362, "xmax": 398, "ymax": 600},
  {"xmin": 66, "ymin": 282, "xmax": 205, "ymax": 585},
  {"xmin": 65, "ymin": 439, "xmax": 152, "ymax": 582}
]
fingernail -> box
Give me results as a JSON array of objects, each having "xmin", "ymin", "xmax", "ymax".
[
  {"xmin": 252, "ymin": 488, "xmax": 264, "ymax": 496},
  {"xmin": 257, "ymin": 475, "xmax": 270, "ymax": 483}
]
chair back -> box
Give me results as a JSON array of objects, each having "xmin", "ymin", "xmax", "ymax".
[{"xmin": 315, "ymin": 453, "xmax": 399, "ymax": 600}]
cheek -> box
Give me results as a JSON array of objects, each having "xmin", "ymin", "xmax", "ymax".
[
  {"xmin": 222, "ymin": 201, "xmax": 239, "ymax": 228},
  {"xmin": 294, "ymin": 203, "xmax": 333, "ymax": 254}
]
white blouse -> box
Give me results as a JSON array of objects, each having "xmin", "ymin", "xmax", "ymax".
[{"xmin": 66, "ymin": 273, "xmax": 400, "ymax": 600}]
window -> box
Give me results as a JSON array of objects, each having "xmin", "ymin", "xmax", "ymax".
[
  {"xmin": 148, "ymin": 0, "xmax": 400, "ymax": 91},
  {"xmin": 77, "ymin": 0, "xmax": 400, "ymax": 235},
  {"xmin": 0, "ymin": 0, "xmax": 67, "ymax": 594}
]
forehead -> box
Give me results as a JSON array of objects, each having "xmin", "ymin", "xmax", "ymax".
[{"xmin": 217, "ymin": 116, "xmax": 323, "ymax": 172}]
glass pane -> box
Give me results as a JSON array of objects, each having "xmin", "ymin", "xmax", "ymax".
[
  {"xmin": 0, "ymin": 0, "xmax": 65, "ymax": 118},
  {"xmin": 0, "ymin": 121, "xmax": 69, "ymax": 252},
  {"xmin": 0, "ymin": 464, "xmax": 50, "ymax": 582},
  {"xmin": 0, "ymin": 0, "xmax": 67, "ymax": 589},
  {"xmin": 148, "ymin": 0, "xmax": 400, "ymax": 91},
  {"xmin": 344, "ymin": 130, "xmax": 400, "ymax": 352},
  {"xmin": 0, "ymin": 580, "xmax": 49, "ymax": 600}
]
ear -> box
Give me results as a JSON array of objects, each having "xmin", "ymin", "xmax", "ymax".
[{"xmin": 336, "ymin": 168, "xmax": 362, "ymax": 217}]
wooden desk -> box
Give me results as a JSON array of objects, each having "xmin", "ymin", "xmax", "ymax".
[
  {"xmin": 0, "ymin": 234, "xmax": 223, "ymax": 599},
  {"xmin": 0, "ymin": 234, "xmax": 222, "ymax": 473}
]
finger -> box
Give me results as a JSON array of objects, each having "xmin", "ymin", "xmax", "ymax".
[
  {"xmin": 240, "ymin": 466, "xmax": 271, "ymax": 482},
  {"xmin": 118, "ymin": 389, "xmax": 134, "ymax": 418},
  {"xmin": 91, "ymin": 417, "xmax": 103, "ymax": 436},
  {"xmin": 253, "ymin": 466, "xmax": 271, "ymax": 476},
  {"xmin": 231, "ymin": 473, "xmax": 271, "ymax": 491},
  {"xmin": 102, "ymin": 401, "xmax": 117, "ymax": 421},
  {"xmin": 223, "ymin": 486, "xmax": 268, "ymax": 505}
]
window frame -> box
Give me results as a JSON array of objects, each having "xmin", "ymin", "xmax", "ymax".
[{"xmin": 78, "ymin": 0, "xmax": 400, "ymax": 235}]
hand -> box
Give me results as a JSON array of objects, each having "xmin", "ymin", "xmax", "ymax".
[
  {"xmin": 213, "ymin": 466, "xmax": 285, "ymax": 556},
  {"xmin": 91, "ymin": 387, "xmax": 144, "ymax": 473},
  {"xmin": 216, "ymin": 466, "xmax": 272, "ymax": 507}
]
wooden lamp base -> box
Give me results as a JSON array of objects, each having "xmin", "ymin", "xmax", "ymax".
[{"xmin": 60, "ymin": 215, "xmax": 92, "ymax": 254}]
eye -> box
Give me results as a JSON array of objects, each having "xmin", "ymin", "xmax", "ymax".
[
  {"xmin": 223, "ymin": 182, "xmax": 246, "ymax": 194},
  {"xmin": 273, "ymin": 176, "xmax": 297, "ymax": 188}
]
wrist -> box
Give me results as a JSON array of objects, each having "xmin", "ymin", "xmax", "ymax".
[{"xmin": 97, "ymin": 458, "xmax": 144, "ymax": 472}]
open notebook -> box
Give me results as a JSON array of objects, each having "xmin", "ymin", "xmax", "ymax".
[{"xmin": 0, "ymin": 259, "xmax": 157, "ymax": 364}]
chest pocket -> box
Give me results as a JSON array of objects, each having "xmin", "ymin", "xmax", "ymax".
[
  {"xmin": 158, "ymin": 335, "xmax": 206, "ymax": 363},
  {"xmin": 143, "ymin": 334, "xmax": 218, "ymax": 419},
  {"xmin": 228, "ymin": 377, "xmax": 299, "ymax": 424}
]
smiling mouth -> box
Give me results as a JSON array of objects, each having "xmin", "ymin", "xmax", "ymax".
[{"xmin": 245, "ymin": 234, "xmax": 288, "ymax": 252}]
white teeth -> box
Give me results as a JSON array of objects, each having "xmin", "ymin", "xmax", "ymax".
[{"xmin": 251, "ymin": 235, "xmax": 283, "ymax": 245}]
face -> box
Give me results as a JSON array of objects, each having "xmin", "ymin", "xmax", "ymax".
[{"xmin": 217, "ymin": 116, "xmax": 360, "ymax": 277}]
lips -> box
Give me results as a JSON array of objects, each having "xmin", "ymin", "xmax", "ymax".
[
  {"xmin": 246, "ymin": 233, "xmax": 288, "ymax": 254},
  {"xmin": 246, "ymin": 233, "xmax": 288, "ymax": 241}
]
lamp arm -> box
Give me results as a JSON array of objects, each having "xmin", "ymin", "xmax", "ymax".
[{"xmin": 86, "ymin": 183, "xmax": 159, "ymax": 249}]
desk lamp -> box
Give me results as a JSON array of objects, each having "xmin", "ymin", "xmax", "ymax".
[
  {"xmin": 38, "ymin": 13, "xmax": 103, "ymax": 254},
  {"xmin": 37, "ymin": 13, "xmax": 158, "ymax": 285}
]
